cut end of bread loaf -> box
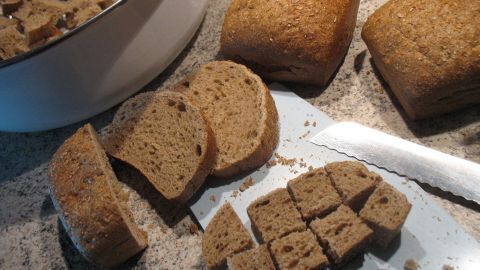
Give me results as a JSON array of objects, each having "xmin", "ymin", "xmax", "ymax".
[
  {"xmin": 48, "ymin": 124, "xmax": 147, "ymax": 268},
  {"xmin": 101, "ymin": 91, "xmax": 216, "ymax": 203},
  {"xmin": 178, "ymin": 60, "xmax": 279, "ymax": 178}
]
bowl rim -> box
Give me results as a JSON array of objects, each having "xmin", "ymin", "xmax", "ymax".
[{"xmin": 0, "ymin": 0, "xmax": 125, "ymax": 69}]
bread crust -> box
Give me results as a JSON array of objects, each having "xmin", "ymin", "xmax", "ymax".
[
  {"xmin": 48, "ymin": 124, "xmax": 147, "ymax": 268},
  {"xmin": 220, "ymin": 0, "xmax": 360, "ymax": 85}
]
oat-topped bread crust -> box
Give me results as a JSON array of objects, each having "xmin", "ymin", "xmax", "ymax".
[
  {"xmin": 362, "ymin": 0, "xmax": 480, "ymax": 119},
  {"xmin": 48, "ymin": 124, "xmax": 147, "ymax": 268},
  {"xmin": 227, "ymin": 245, "xmax": 275, "ymax": 270},
  {"xmin": 310, "ymin": 205, "xmax": 373, "ymax": 265},
  {"xmin": 325, "ymin": 161, "xmax": 382, "ymax": 211},
  {"xmin": 360, "ymin": 181, "xmax": 412, "ymax": 248},
  {"xmin": 247, "ymin": 188, "xmax": 306, "ymax": 243},
  {"xmin": 287, "ymin": 168, "xmax": 342, "ymax": 220},
  {"xmin": 203, "ymin": 203, "xmax": 254, "ymax": 269},
  {"xmin": 221, "ymin": 0, "xmax": 360, "ymax": 85},
  {"xmin": 178, "ymin": 61, "xmax": 279, "ymax": 178},
  {"xmin": 269, "ymin": 230, "xmax": 329, "ymax": 270},
  {"xmin": 101, "ymin": 91, "xmax": 216, "ymax": 203}
]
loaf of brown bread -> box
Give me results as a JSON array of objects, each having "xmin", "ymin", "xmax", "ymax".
[
  {"xmin": 221, "ymin": 0, "xmax": 360, "ymax": 85},
  {"xmin": 101, "ymin": 91, "xmax": 216, "ymax": 203},
  {"xmin": 48, "ymin": 124, "xmax": 148, "ymax": 268},
  {"xmin": 362, "ymin": 0, "xmax": 480, "ymax": 119}
]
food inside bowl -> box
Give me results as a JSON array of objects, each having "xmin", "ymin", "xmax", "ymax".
[{"xmin": 0, "ymin": 0, "xmax": 115, "ymax": 61}]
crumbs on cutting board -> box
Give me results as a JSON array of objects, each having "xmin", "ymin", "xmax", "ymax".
[
  {"xmin": 299, "ymin": 130, "xmax": 311, "ymax": 139},
  {"xmin": 404, "ymin": 259, "xmax": 418, "ymax": 270},
  {"xmin": 304, "ymin": 120, "xmax": 310, "ymax": 127},
  {"xmin": 209, "ymin": 195, "xmax": 216, "ymax": 202},
  {"xmin": 239, "ymin": 177, "xmax": 254, "ymax": 192},
  {"xmin": 274, "ymin": 153, "xmax": 297, "ymax": 166}
]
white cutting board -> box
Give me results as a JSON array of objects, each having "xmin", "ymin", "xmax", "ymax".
[{"xmin": 190, "ymin": 83, "xmax": 480, "ymax": 270}]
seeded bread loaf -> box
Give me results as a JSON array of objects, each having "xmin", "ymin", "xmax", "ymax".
[
  {"xmin": 362, "ymin": 0, "xmax": 480, "ymax": 119},
  {"xmin": 203, "ymin": 203, "xmax": 254, "ymax": 269},
  {"xmin": 101, "ymin": 91, "xmax": 216, "ymax": 203},
  {"xmin": 359, "ymin": 182, "xmax": 412, "ymax": 248},
  {"xmin": 177, "ymin": 61, "xmax": 279, "ymax": 178},
  {"xmin": 221, "ymin": 0, "xmax": 360, "ymax": 85},
  {"xmin": 227, "ymin": 245, "xmax": 275, "ymax": 270},
  {"xmin": 269, "ymin": 230, "xmax": 329, "ymax": 270},
  {"xmin": 287, "ymin": 168, "xmax": 342, "ymax": 220},
  {"xmin": 48, "ymin": 124, "xmax": 148, "ymax": 268},
  {"xmin": 247, "ymin": 188, "xmax": 306, "ymax": 243}
]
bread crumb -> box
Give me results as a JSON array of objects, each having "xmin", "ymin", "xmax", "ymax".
[
  {"xmin": 274, "ymin": 153, "xmax": 297, "ymax": 167},
  {"xmin": 308, "ymin": 165, "xmax": 314, "ymax": 171},
  {"xmin": 313, "ymin": 121, "xmax": 317, "ymax": 127},
  {"xmin": 299, "ymin": 130, "xmax": 311, "ymax": 139},
  {"xmin": 189, "ymin": 223, "xmax": 199, "ymax": 235},
  {"xmin": 209, "ymin": 195, "xmax": 216, "ymax": 202},
  {"xmin": 239, "ymin": 177, "xmax": 254, "ymax": 192},
  {"xmin": 231, "ymin": 190, "xmax": 239, "ymax": 198},
  {"xmin": 442, "ymin": 265, "xmax": 454, "ymax": 270},
  {"xmin": 404, "ymin": 259, "xmax": 418, "ymax": 270},
  {"xmin": 299, "ymin": 161, "xmax": 307, "ymax": 168},
  {"xmin": 304, "ymin": 120, "xmax": 310, "ymax": 126},
  {"xmin": 266, "ymin": 159, "xmax": 277, "ymax": 168}
]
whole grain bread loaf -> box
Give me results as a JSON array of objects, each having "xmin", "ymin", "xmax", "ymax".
[
  {"xmin": 177, "ymin": 61, "xmax": 279, "ymax": 178},
  {"xmin": 48, "ymin": 124, "xmax": 148, "ymax": 268},
  {"xmin": 221, "ymin": 0, "xmax": 360, "ymax": 85},
  {"xmin": 362, "ymin": 0, "xmax": 480, "ymax": 119},
  {"xmin": 101, "ymin": 91, "xmax": 216, "ymax": 203}
]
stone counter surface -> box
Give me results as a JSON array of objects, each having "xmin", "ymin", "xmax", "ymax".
[{"xmin": 0, "ymin": 0, "xmax": 479, "ymax": 269}]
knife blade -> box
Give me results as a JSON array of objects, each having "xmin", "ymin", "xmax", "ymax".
[{"xmin": 310, "ymin": 122, "xmax": 480, "ymax": 204}]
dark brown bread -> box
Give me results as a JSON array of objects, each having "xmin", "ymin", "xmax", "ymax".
[
  {"xmin": 227, "ymin": 245, "xmax": 275, "ymax": 270},
  {"xmin": 177, "ymin": 61, "xmax": 279, "ymax": 178},
  {"xmin": 221, "ymin": 0, "xmax": 360, "ymax": 86},
  {"xmin": 269, "ymin": 230, "xmax": 329, "ymax": 270},
  {"xmin": 0, "ymin": 25, "xmax": 28, "ymax": 60},
  {"xmin": 203, "ymin": 203, "xmax": 254, "ymax": 269},
  {"xmin": 48, "ymin": 124, "xmax": 148, "ymax": 268},
  {"xmin": 359, "ymin": 182, "xmax": 412, "ymax": 248},
  {"xmin": 247, "ymin": 188, "xmax": 306, "ymax": 243},
  {"xmin": 101, "ymin": 91, "xmax": 216, "ymax": 203},
  {"xmin": 362, "ymin": 0, "xmax": 480, "ymax": 119},
  {"xmin": 287, "ymin": 168, "xmax": 342, "ymax": 220},
  {"xmin": 310, "ymin": 205, "xmax": 373, "ymax": 265},
  {"xmin": 325, "ymin": 161, "xmax": 381, "ymax": 211}
]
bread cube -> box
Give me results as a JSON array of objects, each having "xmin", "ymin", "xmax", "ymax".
[{"xmin": 227, "ymin": 245, "xmax": 275, "ymax": 270}]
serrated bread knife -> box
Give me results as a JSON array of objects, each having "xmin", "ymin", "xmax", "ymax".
[{"xmin": 310, "ymin": 122, "xmax": 480, "ymax": 204}]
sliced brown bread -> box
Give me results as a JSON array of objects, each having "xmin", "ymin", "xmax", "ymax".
[
  {"xmin": 287, "ymin": 168, "xmax": 342, "ymax": 220},
  {"xmin": 227, "ymin": 245, "xmax": 275, "ymax": 270},
  {"xmin": 203, "ymin": 203, "xmax": 254, "ymax": 269},
  {"xmin": 325, "ymin": 161, "xmax": 382, "ymax": 211},
  {"xmin": 359, "ymin": 182, "xmax": 412, "ymax": 248},
  {"xmin": 269, "ymin": 230, "xmax": 329, "ymax": 270},
  {"xmin": 177, "ymin": 60, "xmax": 279, "ymax": 178},
  {"xmin": 48, "ymin": 124, "xmax": 148, "ymax": 268},
  {"xmin": 310, "ymin": 205, "xmax": 373, "ymax": 265},
  {"xmin": 247, "ymin": 188, "xmax": 306, "ymax": 243},
  {"xmin": 101, "ymin": 91, "xmax": 216, "ymax": 203},
  {"xmin": 0, "ymin": 25, "xmax": 28, "ymax": 60}
]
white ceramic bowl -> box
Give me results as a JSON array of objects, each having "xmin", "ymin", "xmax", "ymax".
[{"xmin": 0, "ymin": 0, "xmax": 208, "ymax": 132}]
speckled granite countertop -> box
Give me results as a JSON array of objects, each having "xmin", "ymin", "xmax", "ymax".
[{"xmin": 1, "ymin": 0, "xmax": 479, "ymax": 269}]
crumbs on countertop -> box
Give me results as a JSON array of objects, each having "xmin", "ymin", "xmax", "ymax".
[
  {"xmin": 304, "ymin": 120, "xmax": 310, "ymax": 127},
  {"xmin": 442, "ymin": 265, "xmax": 454, "ymax": 270},
  {"xmin": 274, "ymin": 153, "xmax": 297, "ymax": 167},
  {"xmin": 239, "ymin": 177, "xmax": 254, "ymax": 192},
  {"xmin": 266, "ymin": 159, "xmax": 277, "ymax": 168},
  {"xmin": 404, "ymin": 259, "xmax": 418, "ymax": 270},
  {"xmin": 209, "ymin": 195, "xmax": 216, "ymax": 202}
]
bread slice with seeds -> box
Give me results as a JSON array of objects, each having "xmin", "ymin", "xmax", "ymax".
[
  {"xmin": 101, "ymin": 91, "xmax": 216, "ymax": 203},
  {"xmin": 48, "ymin": 124, "xmax": 147, "ymax": 268},
  {"xmin": 177, "ymin": 61, "xmax": 279, "ymax": 178},
  {"xmin": 203, "ymin": 203, "xmax": 254, "ymax": 269}
]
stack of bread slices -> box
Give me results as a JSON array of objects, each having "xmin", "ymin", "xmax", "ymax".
[{"xmin": 48, "ymin": 61, "xmax": 279, "ymax": 267}]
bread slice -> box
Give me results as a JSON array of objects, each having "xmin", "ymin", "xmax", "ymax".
[
  {"xmin": 203, "ymin": 203, "xmax": 254, "ymax": 269},
  {"xmin": 0, "ymin": 25, "xmax": 28, "ymax": 60},
  {"xmin": 48, "ymin": 124, "xmax": 148, "ymax": 268},
  {"xmin": 359, "ymin": 182, "xmax": 412, "ymax": 248},
  {"xmin": 310, "ymin": 205, "xmax": 373, "ymax": 265},
  {"xmin": 177, "ymin": 61, "xmax": 279, "ymax": 177},
  {"xmin": 269, "ymin": 230, "xmax": 329, "ymax": 270},
  {"xmin": 101, "ymin": 91, "xmax": 216, "ymax": 203},
  {"xmin": 247, "ymin": 188, "xmax": 306, "ymax": 243},
  {"xmin": 287, "ymin": 168, "xmax": 342, "ymax": 220},
  {"xmin": 325, "ymin": 161, "xmax": 382, "ymax": 211},
  {"xmin": 227, "ymin": 245, "xmax": 275, "ymax": 270}
]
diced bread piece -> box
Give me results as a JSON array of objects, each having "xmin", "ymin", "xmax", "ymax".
[
  {"xmin": 101, "ymin": 91, "xmax": 216, "ymax": 203},
  {"xmin": 22, "ymin": 13, "xmax": 54, "ymax": 45},
  {"xmin": 227, "ymin": 245, "xmax": 275, "ymax": 270},
  {"xmin": 0, "ymin": 16, "xmax": 18, "ymax": 30},
  {"xmin": 178, "ymin": 61, "xmax": 279, "ymax": 178},
  {"xmin": 1, "ymin": 0, "xmax": 23, "ymax": 15},
  {"xmin": 359, "ymin": 182, "xmax": 412, "ymax": 248},
  {"xmin": 325, "ymin": 161, "xmax": 381, "ymax": 211},
  {"xmin": 310, "ymin": 205, "xmax": 373, "ymax": 265},
  {"xmin": 48, "ymin": 124, "xmax": 148, "ymax": 268},
  {"xmin": 73, "ymin": 3, "xmax": 101, "ymax": 26},
  {"xmin": 247, "ymin": 188, "xmax": 306, "ymax": 243},
  {"xmin": 0, "ymin": 25, "xmax": 28, "ymax": 60},
  {"xmin": 287, "ymin": 168, "xmax": 342, "ymax": 220},
  {"xmin": 269, "ymin": 230, "xmax": 329, "ymax": 270},
  {"xmin": 203, "ymin": 203, "xmax": 254, "ymax": 269},
  {"xmin": 221, "ymin": 0, "xmax": 360, "ymax": 85}
]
